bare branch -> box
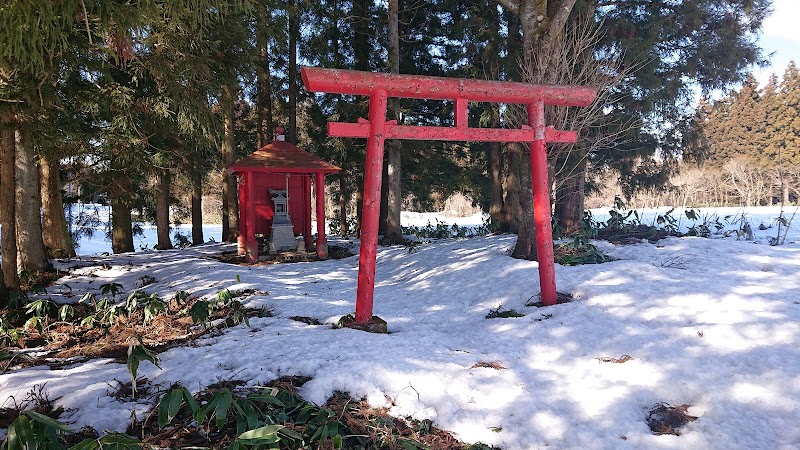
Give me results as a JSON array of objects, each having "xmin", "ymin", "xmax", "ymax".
[
  {"xmin": 510, "ymin": 13, "xmax": 639, "ymax": 195},
  {"xmin": 80, "ymin": 0, "xmax": 93, "ymax": 45}
]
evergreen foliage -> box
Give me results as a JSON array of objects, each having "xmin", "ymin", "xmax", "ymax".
[
  {"xmin": 690, "ymin": 61, "xmax": 800, "ymax": 204},
  {"xmin": 0, "ymin": 0, "xmax": 780, "ymax": 280}
]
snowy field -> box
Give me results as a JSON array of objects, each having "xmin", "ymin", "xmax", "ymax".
[
  {"xmin": 67, "ymin": 205, "xmax": 799, "ymax": 256},
  {"xmin": 1, "ymin": 206, "xmax": 800, "ymax": 448}
]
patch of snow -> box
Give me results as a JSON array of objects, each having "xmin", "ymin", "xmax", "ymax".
[{"xmin": 1, "ymin": 207, "xmax": 799, "ymax": 449}]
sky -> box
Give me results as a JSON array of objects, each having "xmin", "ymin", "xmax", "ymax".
[{"xmin": 752, "ymin": 0, "xmax": 800, "ymax": 85}]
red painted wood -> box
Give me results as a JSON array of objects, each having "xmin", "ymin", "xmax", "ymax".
[
  {"xmin": 529, "ymin": 101, "xmax": 557, "ymax": 306},
  {"xmin": 328, "ymin": 122, "xmax": 577, "ymax": 143},
  {"xmin": 315, "ymin": 172, "xmax": 328, "ymax": 259},
  {"xmin": 237, "ymin": 174, "xmax": 247, "ymax": 256},
  {"xmin": 455, "ymin": 98, "xmax": 468, "ymax": 128},
  {"xmin": 304, "ymin": 175, "xmax": 312, "ymax": 249},
  {"xmin": 245, "ymin": 172, "xmax": 258, "ymax": 263},
  {"xmin": 302, "ymin": 67, "xmax": 597, "ymax": 106},
  {"xmin": 355, "ymin": 89, "xmax": 388, "ymax": 322}
]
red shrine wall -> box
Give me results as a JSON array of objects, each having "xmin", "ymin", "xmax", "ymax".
[{"xmin": 239, "ymin": 172, "xmax": 312, "ymax": 243}]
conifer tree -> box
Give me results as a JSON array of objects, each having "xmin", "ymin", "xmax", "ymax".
[{"xmin": 768, "ymin": 62, "xmax": 800, "ymax": 201}]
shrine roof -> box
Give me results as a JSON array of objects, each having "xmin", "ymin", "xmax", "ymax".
[{"xmin": 228, "ymin": 140, "xmax": 341, "ymax": 174}]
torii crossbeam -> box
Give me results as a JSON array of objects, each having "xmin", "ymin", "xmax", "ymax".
[{"xmin": 302, "ymin": 67, "xmax": 597, "ymax": 325}]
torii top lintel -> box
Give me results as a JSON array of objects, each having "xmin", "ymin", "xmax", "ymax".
[
  {"xmin": 301, "ymin": 66, "xmax": 596, "ymax": 106},
  {"xmin": 301, "ymin": 67, "xmax": 597, "ymax": 144}
]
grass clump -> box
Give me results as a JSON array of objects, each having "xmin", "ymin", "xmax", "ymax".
[
  {"xmin": 2, "ymin": 377, "xmax": 500, "ymax": 449},
  {"xmin": 485, "ymin": 306, "xmax": 525, "ymax": 319}
]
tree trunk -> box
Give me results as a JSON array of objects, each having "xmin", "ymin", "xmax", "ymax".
[
  {"xmin": 222, "ymin": 174, "xmax": 229, "ymax": 241},
  {"xmin": 221, "ymin": 84, "xmax": 239, "ymax": 242},
  {"xmin": 0, "ymin": 109, "xmax": 19, "ymax": 291},
  {"xmin": 40, "ymin": 154, "xmax": 75, "ymax": 258},
  {"xmin": 256, "ymin": 4, "xmax": 273, "ymax": 148},
  {"xmin": 485, "ymin": 1, "xmax": 505, "ymax": 231},
  {"xmin": 0, "ymin": 273, "xmax": 6, "ymax": 307},
  {"xmin": 502, "ymin": 143, "xmax": 522, "ymax": 233},
  {"xmin": 489, "ymin": 141, "xmax": 506, "ymax": 230},
  {"xmin": 384, "ymin": 0, "xmax": 403, "ymax": 244},
  {"xmin": 338, "ymin": 175, "xmax": 350, "ymax": 236},
  {"xmin": 508, "ymin": 0, "xmax": 578, "ymax": 260},
  {"xmin": 355, "ymin": 176, "xmax": 364, "ymax": 236},
  {"xmin": 554, "ymin": 155, "xmax": 587, "ymax": 234},
  {"xmin": 15, "ymin": 125, "xmax": 50, "ymax": 272},
  {"xmin": 155, "ymin": 168, "xmax": 173, "ymax": 250},
  {"xmin": 110, "ymin": 172, "xmax": 134, "ymax": 253},
  {"xmin": 487, "ymin": 102, "xmax": 506, "ymax": 231},
  {"xmin": 287, "ymin": 0, "xmax": 298, "ymax": 144},
  {"xmin": 511, "ymin": 148, "xmax": 537, "ymax": 260},
  {"xmin": 192, "ymin": 169, "xmax": 204, "ymax": 245}
]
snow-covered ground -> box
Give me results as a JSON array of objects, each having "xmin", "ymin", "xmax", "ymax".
[
  {"xmin": 66, "ymin": 205, "xmax": 799, "ymax": 256},
  {"xmin": 1, "ymin": 206, "xmax": 800, "ymax": 449}
]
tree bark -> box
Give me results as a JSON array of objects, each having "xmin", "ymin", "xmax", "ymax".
[
  {"xmin": 338, "ymin": 175, "xmax": 350, "ymax": 236},
  {"xmin": 287, "ymin": 0, "xmax": 298, "ymax": 144},
  {"xmin": 511, "ymin": 149, "xmax": 537, "ymax": 260},
  {"xmin": 487, "ymin": 102, "xmax": 506, "ymax": 231},
  {"xmin": 501, "ymin": 12, "xmax": 523, "ymax": 234},
  {"xmin": 502, "ymin": 143, "xmax": 522, "ymax": 233},
  {"xmin": 110, "ymin": 172, "xmax": 134, "ymax": 253},
  {"xmin": 489, "ymin": 141, "xmax": 505, "ymax": 229},
  {"xmin": 191, "ymin": 169, "xmax": 204, "ymax": 245},
  {"xmin": 256, "ymin": 4, "xmax": 273, "ymax": 147},
  {"xmin": 155, "ymin": 168, "xmax": 173, "ymax": 250},
  {"xmin": 222, "ymin": 173, "xmax": 229, "ymax": 241},
  {"xmin": 221, "ymin": 84, "xmax": 239, "ymax": 242},
  {"xmin": 15, "ymin": 125, "xmax": 50, "ymax": 272},
  {"xmin": 554, "ymin": 156, "xmax": 587, "ymax": 234},
  {"xmin": 355, "ymin": 176, "xmax": 364, "ymax": 236},
  {"xmin": 40, "ymin": 154, "xmax": 75, "ymax": 258},
  {"xmin": 0, "ymin": 109, "xmax": 19, "ymax": 291},
  {"xmin": 503, "ymin": 0, "xmax": 578, "ymax": 260},
  {"xmin": 0, "ymin": 272, "xmax": 6, "ymax": 306},
  {"xmin": 384, "ymin": 0, "xmax": 403, "ymax": 244}
]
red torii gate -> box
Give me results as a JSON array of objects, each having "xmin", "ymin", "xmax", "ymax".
[{"xmin": 302, "ymin": 67, "xmax": 597, "ymax": 327}]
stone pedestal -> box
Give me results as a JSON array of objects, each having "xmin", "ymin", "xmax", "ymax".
[
  {"xmin": 269, "ymin": 188, "xmax": 296, "ymax": 254},
  {"xmin": 269, "ymin": 221, "xmax": 296, "ymax": 254},
  {"xmin": 341, "ymin": 316, "xmax": 388, "ymax": 334}
]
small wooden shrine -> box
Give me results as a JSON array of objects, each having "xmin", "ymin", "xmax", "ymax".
[{"xmin": 228, "ymin": 128, "xmax": 341, "ymax": 262}]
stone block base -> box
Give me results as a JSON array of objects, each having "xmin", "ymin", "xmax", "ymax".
[{"xmin": 342, "ymin": 316, "xmax": 388, "ymax": 334}]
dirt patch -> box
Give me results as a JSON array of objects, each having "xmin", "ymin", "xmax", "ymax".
[
  {"xmin": 471, "ymin": 361, "xmax": 506, "ymax": 370},
  {"xmin": 526, "ymin": 292, "xmax": 573, "ymax": 307},
  {"xmin": 646, "ymin": 403, "xmax": 698, "ymax": 435},
  {"xmin": 328, "ymin": 245, "xmax": 355, "ymax": 259},
  {"xmin": 2, "ymin": 293, "xmax": 267, "ymax": 370},
  {"xmin": 19, "ymin": 268, "xmax": 68, "ymax": 292},
  {"xmin": 596, "ymin": 224, "xmax": 674, "ymax": 245},
  {"xmin": 597, "ymin": 355, "xmax": 634, "ymax": 364},
  {"xmin": 214, "ymin": 245, "xmax": 354, "ymax": 266},
  {"xmin": 325, "ymin": 391, "xmax": 493, "ymax": 449},
  {"xmin": 288, "ymin": 316, "xmax": 323, "ymax": 326},
  {"xmin": 0, "ymin": 384, "xmax": 63, "ymax": 429},
  {"xmin": 50, "ymin": 310, "xmax": 196, "ymax": 360}
]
